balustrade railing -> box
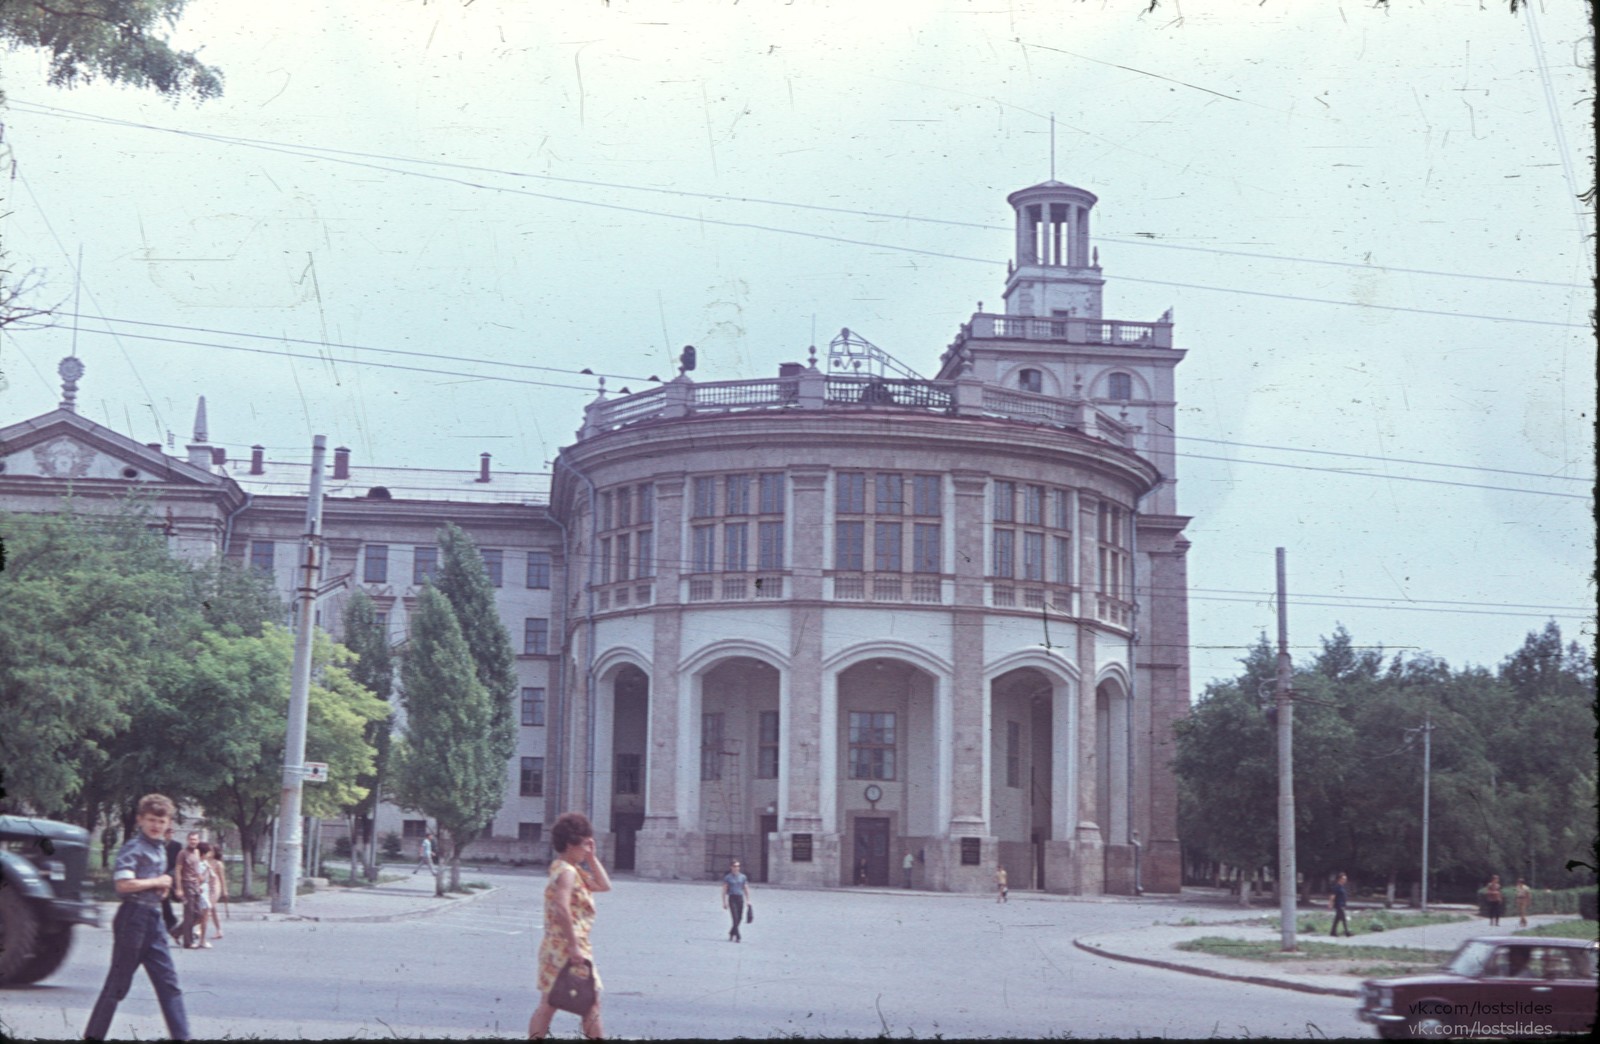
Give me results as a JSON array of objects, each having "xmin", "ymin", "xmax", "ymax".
[{"xmin": 954, "ymin": 313, "xmax": 1172, "ymax": 350}]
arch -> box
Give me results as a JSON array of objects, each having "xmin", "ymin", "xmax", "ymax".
[
  {"xmin": 1093, "ymin": 661, "xmax": 1131, "ymax": 695},
  {"xmin": 1000, "ymin": 363, "xmax": 1058, "ymax": 397},
  {"xmin": 822, "ymin": 640, "xmax": 952, "ymax": 680},
  {"xmin": 985, "ymin": 648, "xmax": 1081, "ymax": 688},
  {"xmin": 593, "ymin": 645, "xmax": 653, "ymax": 681},
  {"xmin": 680, "ymin": 637, "xmax": 790, "ymax": 679},
  {"xmin": 1089, "ymin": 367, "xmax": 1149, "ymax": 401}
]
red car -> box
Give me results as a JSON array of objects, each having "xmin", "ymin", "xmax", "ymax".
[{"xmin": 1357, "ymin": 935, "xmax": 1597, "ymax": 1039}]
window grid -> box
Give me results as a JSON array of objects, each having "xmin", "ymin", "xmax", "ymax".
[
  {"xmin": 1006, "ymin": 721, "xmax": 1021, "ymax": 788},
  {"xmin": 249, "ymin": 540, "xmax": 275, "ymax": 575},
  {"xmin": 848, "ymin": 711, "xmax": 896, "ymax": 781},
  {"xmin": 757, "ymin": 710, "xmax": 780, "ymax": 779},
  {"xmin": 363, "ymin": 544, "xmax": 388, "ymax": 584},
  {"xmin": 526, "ymin": 551, "xmax": 552, "ymax": 589},
  {"xmin": 700, "ymin": 712, "xmax": 724, "ymax": 781},
  {"xmin": 523, "ymin": 617, "xmax": 550, "ymax": 655},
  {"xmin": 615, "ymin": 753, "xmax": 642, "ymax": 795},
  {"xmin": 481, "ymin": 548, "xmax": 504, "ymax": 588},
  {"xmin": 413, "ymin": 546, "xmax": 438, "ymax": 585},
  {"xmin": 521, "ymin": 687, "xmax": 545, "ymax": 727},
  {"xmin": 520, "ymin": 757, "xmax": 544, "ymax": 797}
]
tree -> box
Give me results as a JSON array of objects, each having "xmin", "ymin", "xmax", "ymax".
[
  {"xmin": 341, "ymin": 590, "xmax": 393, "ymax": 882},
  {"xmin": 389, "ymin": 585, "xmax": 504, "ymax": 895},
  {"xmin": 433, "ymin": 523, "xmax": 518, "ymax": 767},
  {"xmin": 0, "ymin": 0, "xmax": 222, "ymax": 100}
]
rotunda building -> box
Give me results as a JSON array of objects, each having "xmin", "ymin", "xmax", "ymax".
[{"xmin": 550, "ymin": 180, "xmax": 1191, "ymax": 894}]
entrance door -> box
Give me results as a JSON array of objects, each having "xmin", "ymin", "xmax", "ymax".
[
  {"xmin": 853, "ymin": 817, "xmax": 890, "ymax": 886},
  {"xmin": 611, "ymin": 812, "xmax": 644, "ymax": 871},
  {"xmin": 758, "ymin": 814, "xmax": 777, "ymax": 883}
]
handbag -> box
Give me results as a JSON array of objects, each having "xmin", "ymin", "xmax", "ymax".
[
  {"xmin": 548, "ymin": 959, "xmax": 597, "ymax": 1016},
  {"xmin": 746, "ymin": 904, "xmax": 754, "ymax": 924}
]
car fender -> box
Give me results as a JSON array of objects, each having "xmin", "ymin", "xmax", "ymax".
[{"xmin": 0, "ymin": 849, "xmax": 57, "ymax": 902}]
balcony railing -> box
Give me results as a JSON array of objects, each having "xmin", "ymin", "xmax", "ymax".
[
  {"xmin": 952, "ymin": 313, "xmax": 1173, "ymax": 351},
  {"xmin": 686, "ymin": 573, "xmax": 788, "ymax": 603},
  {"xmin": 1096, "ymin": 593, "xmax": 1133, "ymax": 628},
  {"xmin": 830, "ymin": 572, "xmax": 946, "ymax": 604}
]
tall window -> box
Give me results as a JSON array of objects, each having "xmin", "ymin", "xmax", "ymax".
[
  {"xmin": 912, "ymin": 523, "xmax": 941, "ymax": 574},
  {"xmin": 725, "ymin": 473, "xmax": 751, "ymax": 515},
  {"xmin": 700, "ymin": 712, "xmax": 724, "ymax": 781},
  {"xmin": 519, "ymin": 822, "xmax": 543, "ymax": 843},
  {"xmin": 692, "ymin": 525, "xmax": 717, "ymax": 573},
  {"xmin": 614, "ymin": 534, "xmax": 631, "ymax": 582},
  {"xmin": 523, "ymin": 617, "xmax": 549, "ymax": 655},
  {"xmin": 600, "ymin": 482, "xmax": 654, "ymax": 583},
  {"xmin": 1024, "ymin": 484, "xmax": 1045, "ymax": 526},
  {"xmin": 363, "ymin": 544, "xmax": 388, "ymax": 583},
  {"xmin": 1097, "ymin": 501, "xmax": 1129, "ymax": 600},
  {"xmin": 723, "ymin": 523, "xmax": 748, "ymax": 572},
  {"xmin": 758, "ymin": 521, "xmax": 784, "ymax": 570},
  {"xmin": 688, "ymin": 473, "xmax": 783, "ymax": 577},
  {"xmin": 993, "ymin": 481, "xmax": 1016, "ymax": 523},
  {"xmin": 912, "ymin": 474, "xmax": 941, "ymax": 517},
  {"xmin": 1108, "ymin": 372, "xmax": 1133, "ymax": 400},
  {"xmin": 250, "ymin": 540, "xmax": 275, "ymax": 575},
  {"xmin": 615, "ymin": 753, "xmax": 642, "ymax": 795},
  {"xmin": 526, "ymin": 551, "xmax": 552, "ymax": 589},
  {"xmin": 520, "ymin": 757, "xmax": 544, "ymax": 797},
  {"xmin": 848, "ymin": 712, "xmax": 896, "ymax": 780},
  {"xmin": 757, "ymin": 710, "xmax": 780, "ymax": 779},
  {"xmin": 834, "ymin": 521, "xmax": 865, "ymax": 571},
  {"xmin": 874, "ymin": 473, "xmax": 904, "ymax": 514},
  {"xmin": 692, "ymin": 476, "xmax": 717, "ymax": 518},
  {"xmin": 992, "ymin": 480, "xmax": 1072, "ymax": 588},
  {"xmin": 992, "ymin": 529, "xmax": 1015, "ymax": 578},
  {"xmin": 521, "ymin": 687, "xmax": 545, "ymax": 726},
  {"xmin": 873, "ymin": 521, "xmax": 902, "ymax": 572},
  {"xmin": 481, "ymin": 548, "xmax": 504, "ymax": 587},
  {"xmin": 836, "ymin": 472, "xmax": 866, "ymax": 514},
  {"xmin": 413, "ymin": 546, "xmax": 438, "ymax": 584},
  {"xmin": 636, "ymin": 531, "xmax": 654, "ymax": 577},
  {"xmin": 1006, "ymin": 720, "xmax": 1021, "ymax": 788},
  {"xmin": 1023, "ymin": 532, "xmax": 1045, "ymax": 581},
  {"xmin": 758, "ymin": 472, "xmax": 784, "ymax": 514},
  {"xmin": 1018, "ymin": 368, "xmax": 1043, "ymax": 393},
  {"xmin": 835, "ymin": 472, "xmax": 940, "ymax": 577}
]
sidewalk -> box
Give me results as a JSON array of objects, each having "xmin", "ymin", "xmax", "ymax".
[
  {"xmin": 1075, "ymin": 906, "xmax": 1579, "ymax": 997},
  {"xmin": 216, "ymin": 867, "xmax": 498, "ymax": 924}
]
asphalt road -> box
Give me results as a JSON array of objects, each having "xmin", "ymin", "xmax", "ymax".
[{"xmin": 2, "ymin": 871, "xmax": 1372, "ymax": 1039}]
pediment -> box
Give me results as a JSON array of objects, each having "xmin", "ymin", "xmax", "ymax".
[{"xmin": 0, "ymin": 411, "xmax": 229, "ymax": 490}]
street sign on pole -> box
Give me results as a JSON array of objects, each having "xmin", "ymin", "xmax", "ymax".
[{"xmin": 305, "ymin": 762, "xmax": 329, "ymax": 784}]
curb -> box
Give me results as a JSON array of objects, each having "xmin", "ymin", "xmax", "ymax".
[
  {"xmin": 1072, "ymin": 935, "xmax": 1360, "ymax": 998},
  {"xmin": 243, "ymin": 884, "xmax": 499, "ymax": 924}
]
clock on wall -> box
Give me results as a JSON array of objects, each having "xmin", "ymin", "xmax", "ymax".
[{"xmin": 864, "ymin": 784, "xmax": 883, "ymax": 804}]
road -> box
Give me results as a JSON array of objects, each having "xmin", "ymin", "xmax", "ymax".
[{"xmin": 2, "ymin": 871, "xmax": 1371, "ymax": 1039}]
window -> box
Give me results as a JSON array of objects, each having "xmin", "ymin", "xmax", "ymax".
[
  {"xmin": 1053, "ymin": 535, "xmax": 1072, "ymax": 585},
  {"xmin": 912, "ymin": 475, "xmax": 941, "ymax": 516},
  {"xmin": 636, "ymin": 531, "xmax": 654, "ymax": 577},
  {"xmin": 521, "ymin": 687, "xmax": 545, "ymax": 727},
  {"xmin": 374, "ymin": 611, "xmax": 388, "ymax": 635},
  {"xmin": 615, "ymin": 753, "xmax": 642, "ymax": 795},
  {"xmin": 638, "ymin": 484, "xmax": 655, "ymax": 522},
  {"xmin": 1024, "ymin": 485, "xmax": 1045, "ymax": 525},
  {"xmin": 757, "ymin": 521, "xmax": 784, "ymax": 570},
  {"xmin": 873, "ymin": 521, "xmax": 902, "ymax": 572},
  {"xmin": 912, "ymin": 523, "xmax": 941, "ymax": 574},
  {"xmin": 757, "ymin": 711, "xmax": 779, "ymax": 779},
  {"xmin": 834, "ymin": 521, "xmax": 865, "ymax": 571},
  {"xmin": 599, "ymin": 538, "xmax": 612, "ymax": 583},
  {"xmin": 250, "ymin": 540, "xmax": 275, "ymax": 574},
  {"xmin": 526, "ymin": 551, "xmax": 552, "ymax": 589},
  {"xmin": 1018, "ymin": 368, "xmax": 1043, "ymax": 393},
  {"xmin": 1006, "ymin": 721, "xmax": 1021, "ymax": 787},
  {"xmin": 700, "ymin": 713, "xmax": 724, "ymax": 781},
  {"xmin": 1108, "ymin": 372, "xmax": 1133, "ymax": 400},
  {"xmin": 723, "ymin": 523, "xmax": 748, "ymax": 571},
  {"xmin": 1054, "ymin": 488, "xmax": 1073, "ymax": 530},
  {"xmin": 848, "ymin": 711, "xmax": 896, "ymax": 780},
  {"xmin": 758, "ymin": 473, "xmax": 785, "ymax": 514},
  {"xmin": 1097, "ymin": 503, "xmax": 1128, "ymax": 600},
  {"xmin": 992, "ymin": 529, "xmax": 1015, "ymax": 579},
  {"xmin": 402, "ymin": 819, "xmax": 428, "ymax": 839},
  {"xmin": 874, "ymin": 473, "xmax": 904, "ymax": 514},
  {"xmin": 1023, "ymin": 532, "xmax": 1045, "ymax": 581},
  {"xmin": 518, "ymin": 822, "xmax": 542, "ymax": 843},
  {"xmin": 363, "ymin": 544, "xmax": 388, "ymax": 583},
  {"xmin": 725, "ymin": 473, "xmax": 751, "ymax": 515},
  {"xmin": 481, "ymin": 548, "xmax": 504, "ymax": 587},
  {"xmin": 615, "ymin": 486, "xmax": 631, "ymax": 527},
  {"xmin": 692, "ymin": 525, "xmax": 717, "ymax": 573},
  {"xmin": 600, "ymin": 490, "xmax": 613, "ymax": 530},
  {"xmin": 692, "ymin": 476, "xmax": 717, "ymax": 518},
  {"xmin": 413, "ymin": 546, "xmax": 438, "ymax": 584},
  {"xmin": 524, "ymin": 617, "xmax": 549, "ymax": 655},
  {"xmin": 614, "ymin": 534, "xmax": 631, "ymax": 582},
  {"xmin": 836, "ymin": 472, "xmax": 866, "ymax": 514},
  {"xmin": 993, "ymin": 481, "xmax": 1015, "ymax": 522},
  {"xmin": 520, "ymin": 757, "xmax": 544, "ymax": 797}
]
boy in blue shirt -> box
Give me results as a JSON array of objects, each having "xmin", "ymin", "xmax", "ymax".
[{"xmin": 84, "ymin": 793, "xmax": 191, "ymax": 1041}]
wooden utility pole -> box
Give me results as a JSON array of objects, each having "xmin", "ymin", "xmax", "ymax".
[{"xmin": 1275, "ymin": 548, "xmax": 1298, "ymax": 952}]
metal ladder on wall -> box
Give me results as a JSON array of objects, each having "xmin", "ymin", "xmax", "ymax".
[{"xmin": 702, "ymin": 740, "xmax": 746, "ymax": 878}]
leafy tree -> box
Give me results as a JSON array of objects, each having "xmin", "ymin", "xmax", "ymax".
[
  {"xmin": 0, "ymin": 0, "xmax": 222, "ymax": 100},
  {"xmin": 389, "ymin": 584, "xmax": 503, "ymax": 895},
  {"xmin": 341, "ymin": 589, "xmax": 393, "ymax": 881},
  {"xmin": 434, "ymin": 523, "xmax": 518, "ymax": 766}
]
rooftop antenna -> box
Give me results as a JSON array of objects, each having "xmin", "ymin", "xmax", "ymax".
[
  {"xmin": 1050, "ymin": 114, "xmax": 1056, "ymax": 181},
  {"xmin": 70, "ymin": 245, "xmax": 83, "ymax": 358}
]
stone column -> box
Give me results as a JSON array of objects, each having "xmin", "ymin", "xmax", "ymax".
[
  {"xmin": 1070, "ymin": 492, "xmax": 1106, "ymax": 894},
  {"xmin": 638, "ymin": 473, "xmax": 688, "ymax": 878}
]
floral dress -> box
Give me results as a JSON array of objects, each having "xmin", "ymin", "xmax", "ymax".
[{"xmin": 536, "ymin": 858, "xmax": 602, "ymax": 998}]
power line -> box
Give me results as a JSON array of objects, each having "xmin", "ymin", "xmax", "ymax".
[
  {"xmin": 9, "ymin": 102, "xmax": 1590, "ymax": 329},
  {"xmin": 1172, "ymin": 450, "xmax": 1589, "ymax": 500},
  {"xmin": 1171, "ymin": 433, "xmax": 1589, "ymax": 484}
]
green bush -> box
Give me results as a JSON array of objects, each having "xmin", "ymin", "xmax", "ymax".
[
  {"xmin": 380, "ymin": 831, "xmax": 403, "ymax": 859},
  {"xmin": 333, "ymin": 835, "xmax": 352, "ymax": 858},
  {"xmin": 1479, "ymin": 886, "xmax": 1595, "ymax": 916}
]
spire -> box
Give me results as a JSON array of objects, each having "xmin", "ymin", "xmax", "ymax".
[
  {"xmin": 193, "ymin": 396, "xmax": 209, "ymax": 443},
  {"xmin": 58, "ymin": 357, "xmax": 85, "ymax": 412}
]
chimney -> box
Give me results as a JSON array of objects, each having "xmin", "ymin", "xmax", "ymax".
[
  {"xmin": 249, "ymin": 445, "xmax": 265, "ymax": 475},
  {"xmin": 477, "ymin": 452, "xmax": 492, "ymax": 483},
  {"xmin": 333, "ymin": 446, "xmax": 351, "ymax": 480},
  {"xmin": 211, "ymin": 447, "xmax": 227, "ymax": 466},
  {"xmin": 146, "ymin": 443, "xmax": 162, "ymax": 452}
]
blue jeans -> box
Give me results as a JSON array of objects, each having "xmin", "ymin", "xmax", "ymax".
[{"xmin": 85, "ymin": 902, "xmax": 190, "ymax": 1040}]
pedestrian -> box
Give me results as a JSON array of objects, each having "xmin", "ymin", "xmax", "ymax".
[
  {"xmin": 174, "ymin": 832, "xmax": 207, "ymax": 948},
  {"xmin": 1514, "ymin": 877, "xmax": 1532, "ymax": 927},
  {"xmin": 413, "ymin": 831, "xmax": 437, "ymax": 875},
  {"xmin": 160, "ymin": 825, "xmax": 183, "ymax": 940},
  {"xmin": 720, "ymin": 858, "xmax": 753, "ymax": 942},
  {"xmin": 995, "ymin": 864, "xmax": 1008, "ymax": 903},
  {"xmin": 528, "ymin": 812, "xmax": 612, "ymax": 1041},
  {"xmin": 1328, "ymin": 872, "xmax": 1352, "ymax": 936},
  {"xmin": 204, "ymin": 841, "xmax": 227, "ymax": 943},
  {"xmin": 902, "ymin": 851, "xmax": 914, "ymax": 889},
  {"xmin": 1483, "ymin": 874, "xmax": 1504, "ymax": 926},
  {"xmin": 84, "ymin": 793, "xmax": 192, "ymax": 1041},
  {"xmin": 191, "ymin": 843, "xmax": 216, "ymax": 948}
]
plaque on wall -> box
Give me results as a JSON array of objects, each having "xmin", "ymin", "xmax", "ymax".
[
  {"xmin": 960, "ymin": 836, "xmax": 981, "ymax": 866},
  {"xmin": 791, "ymin": 833, "xmax": 813, "ymax": 862}
]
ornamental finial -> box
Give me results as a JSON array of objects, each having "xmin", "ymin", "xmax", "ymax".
[{"xmin": 58, "ymin": 357, "xmax": 85, "ymax": 412}]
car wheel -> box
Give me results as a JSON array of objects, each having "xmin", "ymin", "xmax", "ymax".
[
  {"xmin": 1376, "ymin": 1025, "xmax": 1410, "ymax": 1041},
  {"xmin": 0, "ymin": 887, "xmax": 42, "ymax": 986},
  {"xmin": 13, "ymin": 925, "xmax": 73, "ymax": 985}
]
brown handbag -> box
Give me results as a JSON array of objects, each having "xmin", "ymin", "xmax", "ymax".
[{"xmin": 549, "ymin": 959, "xmax": 597, "ymax": 1015}]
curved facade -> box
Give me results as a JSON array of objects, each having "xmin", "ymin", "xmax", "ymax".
[{"xmin": 551, "ymin": 180, "xmax": 1191, "ymax": 893}]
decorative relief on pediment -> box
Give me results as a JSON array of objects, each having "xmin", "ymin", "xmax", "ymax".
[{"xmin": 31, "ymin": 437, "xmax": 97, "ymax": 479}]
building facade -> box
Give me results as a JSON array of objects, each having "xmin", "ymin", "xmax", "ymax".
[{"xmin": 0, "ymin": 180, "xmax": 1190, "ymax": 892}]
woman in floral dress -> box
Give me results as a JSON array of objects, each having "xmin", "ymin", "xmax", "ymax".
[{"xmin": 528, "ymin": 812, "xmax": 612, "ymax": 1040}]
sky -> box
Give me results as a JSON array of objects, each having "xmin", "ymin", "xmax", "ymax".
[{"xmin": 0, "ymin": 0, "xmax": 1593, "ymax": 693}]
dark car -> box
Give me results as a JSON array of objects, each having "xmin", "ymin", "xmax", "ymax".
[
  {"xmin": 0, "ymin": 815, "xmax": 101, "ymax": 986},
  {"xmin": 1357, "ymin": 935, "xmax": 1598, "ymax": 1039}
]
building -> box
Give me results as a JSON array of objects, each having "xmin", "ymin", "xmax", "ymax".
[{"xmin": 0, "ymin": 179, "xmax": 1190, "ymax": 891}]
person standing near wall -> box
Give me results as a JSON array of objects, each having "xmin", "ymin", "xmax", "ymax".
[
  {"xmin": 720, "ymin": 859, "xmax": 752, "ymax": 942},
  {"xmin": 1328, "ymin": 872, "xmax": 1352, "ymax": 936}
]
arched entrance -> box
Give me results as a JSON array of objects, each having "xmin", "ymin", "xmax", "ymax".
[
  {"xmin": 696, "ymin": 657, "xmax": 781, "ymax": 880},
  {"xmin": 833, "ymin": 658, "xmax": 938, "ymax": 887},
  {"xmin": 1094, "ymin": 675, "xmax": 1131, "ymax": 868},
  {"xmin": 989, "ymin": 667, "xmax": 1068, "ymax": 891},
  {"xmin": 599, "ymin": 663, "xmax": 649, "ymax": 870}
]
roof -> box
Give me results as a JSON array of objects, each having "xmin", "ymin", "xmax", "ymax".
[{"xmin": 228, "ymin": 463, "xmax": 550, "ymax": 505}]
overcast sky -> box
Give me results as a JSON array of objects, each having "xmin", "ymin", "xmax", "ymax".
[{"xmin": 1, "ymin": 0, "xmax": 1592, "ymax": 693}]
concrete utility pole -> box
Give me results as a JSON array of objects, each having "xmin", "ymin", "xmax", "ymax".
[
  {"xmin": 1420, "ymin": 709, "xmax": 1433, "ymax": 912},
  {"xmin": 272, "ymin": 436, "xmax": 328, "ymax": 914},
  {"xmin": 1275, "ymin": 548, "xmax": 1298, "ymax": 952}
]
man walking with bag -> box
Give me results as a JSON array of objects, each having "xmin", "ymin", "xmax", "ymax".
[{"xmin": 720, "ymin": 859, "xmax": 752, "ymax": 942}]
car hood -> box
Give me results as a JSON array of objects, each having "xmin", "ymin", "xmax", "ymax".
[
  {"xmin": 1362, "ymin": 973, "xmax": 1468, "ymax": 990},
  {"xmin": 0, "ymin": 815, "xmax": 90, "ymax": 846}
]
